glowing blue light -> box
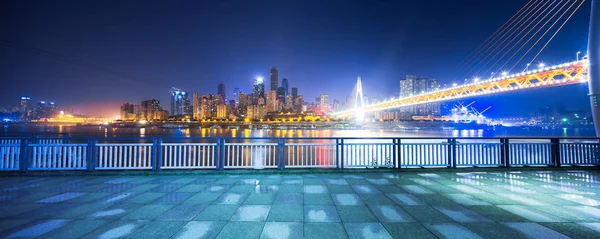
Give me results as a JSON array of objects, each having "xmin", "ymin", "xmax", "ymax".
[
  {"xmin": 40, "ymin": 101, "xmax": 46, "ymax": 104},
  {"xmin": 2, "ymin": 118, "xmax": 10, "ymax": 122}
]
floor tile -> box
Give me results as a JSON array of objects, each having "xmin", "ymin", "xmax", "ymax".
[
  {"xmin": 216, "ymin": 222, "xmax": 265, "ymax": 239},
  {"xmin": 333, "ymin": 194, "xmax": 364, "ymax": 206},
  {"xmin": 230, "ymin": 205, "xmax": 271, "ymax": 221},
  {"xmin": 304, "ymin": 223, "xmax": 347, "ymax": 239},
  {"xmin": 172, "ymin": 221, "xmax": 226, "ymax": 239},
  {"xmin": 336, "ymin": 206, "xmax": 378, "ymax": 222},
  {"xmin": 504, "ymin": 222, "xmax": 570, "ymax": 239},
  {"xmin": 369, "ymin": 205, "xmax": 415, "ymax": 222},
  {"xmin": 194, "ymin": 205, "xmax": 239, "ymax": 221},
  {"xmin": 304, "ymin": 205, "xmax": 340, "ymax": 222},
  {"xmin": 267, "ymin": 205, "xmax": 303, "ymax": 222},
  {"xmin": 260, "ymin": 222, "xmax": 302, "ymax": 239},
  {"xmin": 343, "ymin": 222, "xmax": 392, "ymax": 239}
]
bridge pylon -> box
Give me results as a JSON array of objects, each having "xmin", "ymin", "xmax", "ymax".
[
  {"xmin": 589, "ymin": 0, "xmax": 600, "ymax": 136},
  {"xmin": 354, "ymin": 76, "xmax": 365, "ymax": 123}
]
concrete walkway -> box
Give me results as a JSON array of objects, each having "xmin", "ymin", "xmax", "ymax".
[{"xmin": 1, "ymin": 170, "xmax": 600, "ymax": 238}]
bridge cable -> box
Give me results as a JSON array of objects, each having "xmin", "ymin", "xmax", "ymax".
[
  {"xmin": 484, "ymin": 0, "xmax": 571, "ymax": 76},
  {"xmin": 524, "ymin": 0, "xmax": 586, "ymax": 70},
  {"xmin": 455, "ymin": 0, "xmax": 536, "ymax": 70},
  {"xmin": 509, "ymin": 0, "xmax": 584, "ymax": 72},
  {"xmin": 463, "ymin": 0, "xmax": 555, "ymax": 79},
  {"xmin": 458, "ymin": 0, "xmax": 544, "ymax": 80}
]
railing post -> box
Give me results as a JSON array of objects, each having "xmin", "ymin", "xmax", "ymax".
[
  {"xmin": 278, "ymin": 139, "xmax": 286, "ymax": 171},
  {"xmin": 19, "ymin": 138, "xmax": 28, "ymax": 173},
  {"xmin": 551, "ymin": 138, "xmax": 561, "ymax": 167},
  {"xmin": 215, "ymin": 138, "xmax": 220, "ymax": 171},
  {"xmin": 335, "ymin": 139, "xmax": 340, "ymax": 169},
  {"xmin": 220, "ymin": 139, "xmax": 226, "ymax": 171},
  {"xmin": 447, "ymin": 139, "xmax": 456, "ymax": 168},
  {"xmin": 86, "ymin": 139, "xmax": 96, "ymax": 172},
  {"xmin": 395, "ymin": 138, "xmax": 401, "ymax": 169},
  {"xmin": 156, "ymin": 138, "xmax": 163, "ymax": 172},
  {"xmin": 151, "ymin": 139, "xmax": 157, "ymax": 172},
  {"xmin": 340, "ymin": 139, "xmax": 345, "ymax": 169},
  {"xmin": 501, "ymin": 138, "xmax": 510, "ymax": 168}
]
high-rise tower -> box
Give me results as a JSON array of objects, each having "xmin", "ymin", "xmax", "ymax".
[{"xmin": 270, "ymin": 67, "xmax": 278, "ymax": 91}]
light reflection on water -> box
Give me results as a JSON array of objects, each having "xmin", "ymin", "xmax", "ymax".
[{"xmin": 0, "ymin": 124, "xmax": 595, "ymax": 139}]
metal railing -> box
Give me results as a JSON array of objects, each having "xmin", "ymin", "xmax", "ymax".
[{"xmin": 0, "ymin": 137, "xmax": 598, "ymax": 172}]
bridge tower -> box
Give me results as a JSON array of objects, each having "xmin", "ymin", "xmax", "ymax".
[
  {"xmin": 589, "ymin": 0, "xmax": 600, "ymax": 135},
  {"xmin": 354, "ymin": 76, "xmax": 365, "ymax": 123}
]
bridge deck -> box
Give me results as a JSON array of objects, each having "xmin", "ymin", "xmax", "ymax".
[{"xmin": 1, "ymin": 170, "xmax": 600, "ymax": 238}]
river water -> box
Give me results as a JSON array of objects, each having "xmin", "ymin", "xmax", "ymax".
[{"xmin": 1, "ymin": 124, "xmax": 596, "ymax": 138}]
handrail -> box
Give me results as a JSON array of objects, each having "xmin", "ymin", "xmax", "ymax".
[{"xmin": 0, "ymin": 136, "xmax": 598, "ymax": 172}]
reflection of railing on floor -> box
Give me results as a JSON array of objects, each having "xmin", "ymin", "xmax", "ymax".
[{"xmin": 0, "ymin": 137, "xmax": 599, "ymax": 171}]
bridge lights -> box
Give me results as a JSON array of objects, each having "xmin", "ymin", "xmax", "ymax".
[
  {"xmin": 452, "ymin": 83, "xmax": 457, "ymax": 87},
  {"xmin": 538, "ymin": 63, "xmax": 545, "ymax": 68},
  {"xmin": 502, "ymin": 71, "xmax": 508, "ymax": 77},
  {"xmin": 474, "ymin": 77, "xmax": 480, "ymax": 82}
]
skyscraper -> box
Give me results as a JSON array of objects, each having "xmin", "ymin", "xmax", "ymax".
[
  {"xmin": 218, "ymin": 82, "xmax": 226, "ymax": 103},
  {"xmin": 281, "ymin": 78, "xmax": 289, "ymax": 96},
  {"xmin": 193, "ymin": 92, "xmax": 200, "ymax": 120},
  {"xmin": 270, "ymin": 67, "xmax": 278, "ymax": 91},
  {"xmin": 170, "ymin": 87, "xmax": 188, "ymax": 116},
  {"xmin": 253, "ymin": 78, "xmax": 265, "ymax": 99},
  {"xmin": 291, "ymin": 87, "xmax": 298, "ymax": 99},
  {"xmin": 20, "ymin": 96, "xmax": 30, "ymax": 120}
]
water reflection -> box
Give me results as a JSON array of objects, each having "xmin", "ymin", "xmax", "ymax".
[{"xmin": 0, "ymin": 124, "xmax": 595, "ymax": 138}]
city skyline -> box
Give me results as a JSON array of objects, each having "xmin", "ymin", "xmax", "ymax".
[{"xmin": 0, "ymin": 0, "xmax": 593, "ymax": 118}]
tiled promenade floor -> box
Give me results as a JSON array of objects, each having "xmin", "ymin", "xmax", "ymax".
[{"xmin": 2, "ymin": 170, "xmax": 600, "ymax": 239}]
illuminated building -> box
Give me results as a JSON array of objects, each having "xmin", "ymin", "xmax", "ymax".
[
  {"xmin": 284, "ymin": 94, "xmax": 293, "ymax": 112},
  {"xmin": 294, "ymin": 95, "xmax": 303, "ymax": 112},
  {"xmin": 266, "ymin": 90, "xmax": 277, "ymax": 112},
  {"xmin": 247, "ymin": 105, "xmax": 266, "ymax": 120},
  {"xmin": 238, "ymin": 92, "xmax": 249, "ymax": 115},
  {"xmin": 253, "ymin": 77, "xmax": 265, "ymax": 99},
  {"xmin": 170, "ymin": 87, "xmax": 189, "ymax": 116},
  {"xmin": 120, "ymin": 103, "xmax": 136, "ymax": 120},
  {"xmin": 193, "ymin": 92, "xmax": 200, "ymax": 120},
  {"xmin": 217, "ymin": 104, "xmax": 228, "ymax": 119},
  {"xmin": 153, "ymin": 110, "xmax": 169, "ymax": 121},
  {"xmin": 319, "ymin": 94, "xmax": 329, "ymax": 112},
  {"xmin": 141, "ymin": 99, "xmax": 160, "ymax": 121},
  {"xmin": 270, "ymin": 67, "xmax": 278, "ymax": 91},
  {"xmin": 34, "ymin": 101, "xmax": 59, "ymax": 119},
  {"xmin": 200, "ymin": 94, "xmax": 211, "ymax": 119},
  {"xmin": 20, "ymin": 96, "xmax": 30, "ymax": 121}
]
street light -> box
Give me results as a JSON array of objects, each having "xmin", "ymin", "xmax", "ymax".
[
  {"xmin": 577, "ymin": 51, "xmax": 581, "ymax": 61},
  {"xmin": 502, "ymin": 71, "xmax": 508, "ymax": 77},
  {"xmin": 474, "ymin": 77, "xmax": 480, "ymax": 82},
  {"xmin": 538, "ymin": 63, "xmax": 545, "ymax": 68},
  {"xmin": 452, "ymin": 83, "xmax": 457, "ymax": 87}
]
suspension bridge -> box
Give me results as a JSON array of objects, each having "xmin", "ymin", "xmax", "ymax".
[{"xmin": 334, "ymin": 0, "xmax": 600, "ymax": 134}]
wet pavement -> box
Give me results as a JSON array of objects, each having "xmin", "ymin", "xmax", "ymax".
[{"xmin": 1, "ymin": 169, "xmax": 600, "ymax": 238}]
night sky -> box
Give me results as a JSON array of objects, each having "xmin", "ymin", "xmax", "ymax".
[{"xmin": 0, "ymin": 0, "xmax": 592, "ymax": 118}]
